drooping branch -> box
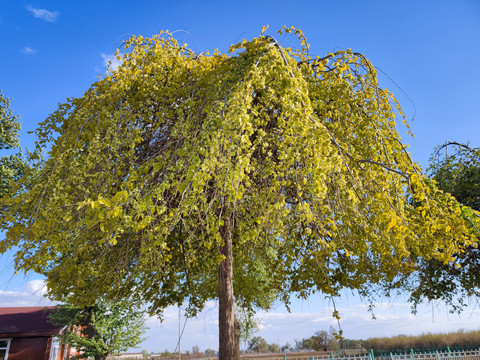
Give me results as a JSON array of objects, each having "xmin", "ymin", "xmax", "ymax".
[{"xmin": 356, "ymin": 159, "xmax": 409, "ymax": 179}]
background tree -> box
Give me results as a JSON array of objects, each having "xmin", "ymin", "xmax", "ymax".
[
  {"xmin": 236, "ymin": 308, "xmax": 261, "ymax": 350},
  {"xmin": 48, "ymin": 299, "xmax": 147, "ymax": 360},
  {"xmin": 204, "ymin": 349, "xmax": 217, "ymax": 356},
  {"xmin": 328, "ymin": 325, "xmax": 340, "ymax": 351},
  {"xmin": 363, "ymin": 328, "xmax": 480, "ymax": 352},
  {"xmin": 281, "ymin": 342, "xmax": 293, "ymax": 352},
  {"xmin": 248, "ymin": 336, "xmax": 269, "ymax": 353},
  {"xmin": 410, "ymin": 142, "xmax": 480, "ymax": 311},
  {"xmin": 160, "ymin": 349, "xmax": 174, "ymax": 358},
  {"xmin": 297, "ymin": 328, "xmax": 344, "ymax": 351},
  {"xmin": 302, "ymin": 330, "xmax": 331, "ymax": 351},
  {"xmin": 268, "ymin": 343, "xmax": 280, "ymax": 353},
  {"xmin": 0, "ymin": 90, "xmax": 26, "ymax": 198},
  {"xmin": 2, "ymin": 28, "xmax": 480, "ymax": 360}
]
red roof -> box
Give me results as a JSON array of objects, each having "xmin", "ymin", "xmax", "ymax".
[{"xmin": 0, "ymin": 306, "xmax": 64, "ymax": 337}]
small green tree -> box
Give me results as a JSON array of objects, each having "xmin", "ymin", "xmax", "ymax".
[
  {"xmin": 236, "ymin": 309, "xmax": 261, "ymax": 350},
  {"xmin": 48, "ymin": 299, "xmax": 147, "ymax": 360}
]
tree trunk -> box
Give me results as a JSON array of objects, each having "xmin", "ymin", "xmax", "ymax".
[{"xmin": 218, "ymin": 214, "xmax": 235, "ymax": 360}]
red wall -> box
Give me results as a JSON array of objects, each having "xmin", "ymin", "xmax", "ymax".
[{"xmin": 7, "ymin": 337, "xmax": 51, "ymax": 360}]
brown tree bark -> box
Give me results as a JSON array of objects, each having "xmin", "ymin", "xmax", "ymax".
[{"xmin": 218, "ymin": 213, "xmax": 235, "ymax": 360}]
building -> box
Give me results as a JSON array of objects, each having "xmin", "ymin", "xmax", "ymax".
[{"xmin": 0, "ymin": 306, "xmax": 77, "ymax": 360}]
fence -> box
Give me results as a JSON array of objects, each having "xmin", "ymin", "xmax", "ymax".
[
  {"xmin": 239, "ymin": 348, "xmax": 480, "ymax": 360},
  {"xmin": 365, "ymin": 348, "xmax": 480, "ymax": 360}
]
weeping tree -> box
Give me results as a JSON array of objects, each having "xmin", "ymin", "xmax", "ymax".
[
  {"xmin": 410, "ymin": 142, "xmax": 480, "ymax": 312},
  {"xmin": 1, "ymin": 27, "xmax": 479, "ymax": 360}
]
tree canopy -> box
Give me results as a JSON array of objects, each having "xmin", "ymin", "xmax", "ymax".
[
  {"xmin": 0, "ymin": 90, "xmax": 26, "ymax": 198},
  {"xmin": 1, "ymin": 27, "xmax": 479, "ymax": 359},
  {"xmin": 429, "ymin": 142, "xmax": 480, "ymax": 210},
  {"xmin": 410, "ymin": 142, "xmax": 480, "ymax": 311}
]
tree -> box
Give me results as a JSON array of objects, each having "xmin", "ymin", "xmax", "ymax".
[
  {"xmin": 0, "ymin": 90, "xmax": 26, "ymax": 198},
  {"xmin": 204, "ymin": 349, "xmax": 217, "ymax": 356},
  {"xmin": 48, "ymin": 299, "xmax": 147, "ymax": 360},
  {"xmin": 410, "ymin": 142, "xmax": 480, "ymax": 311},
  {"xmin": 268, "ymin": 343, "xmax": 280, "ymax": 353},
  {"xmin": 302, "ymin": 330, "xmax": 330, "ymax": 351},
  {"xmin": 429, "ymin": 142, "xmax": 480, "ymax": 210},
  {"xmin": 281, "ymin": 342, "xmax": 293, "ymax": 352},
  {"xmin": 328, "ymin": 338, "xmax": 340, "ymax": 351},
  {"xmin": 236, "ymin": 308, "xmax": 261, "ymax": 350},
  {"xmin": 298, "ymin": 329, "xmax": 341, "ymax": 351},
  {"xmin": 1, "ymin": 27, "xmax": 479, "ymax": 360},
  {"xmin": 161, "ymin": 349, "xmax": 174, "ymax": 358},
  {"xmin": 248, "ymin": 336, "xmax": 269, "ymax": 353}
]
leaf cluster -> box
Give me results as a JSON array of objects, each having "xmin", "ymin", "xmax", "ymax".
[{"xmin": 0, "ymin": 91, "xmax": 26, "ymax": 199}]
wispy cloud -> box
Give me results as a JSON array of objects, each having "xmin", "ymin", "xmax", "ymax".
[
  {"xmin": 26, "ymin": 5, "xmax": 59, "ymax": 23},
  {"xmin": 101, "ymin": 53, "xmax": 123, "ymax": 71},
  {"xmin": 22, "ymin": 47, "xmax": 37, "ymax": 55},
  {"xmin": 0, "ymin": 279, "xmax": 55, "ymax": 307}
]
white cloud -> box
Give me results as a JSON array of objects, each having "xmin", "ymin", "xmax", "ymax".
[
  {"xmin": 125, "ymin": 296, "xmax": 480, "ymax": 354},
  {"xmin": 255, "ymin": 298, "xmax": 480, "ymax": 344},
  {"xmin": 27, "ymin": 6, "xmax": 59, "ymax": 23},
  {"xmin": 101, "ymin": 53, "xmax": 123, "ymax": 71},
  {"xmin": 22, "ymin": 47, "xmax": 37, "ymax": 55},
  {"xmin": 0, "ymin": 279, "xmax": 56, "ymax": 307},
  {"xmin": 25, "ymin": 279, "xmax": 48, "ymax": 296}
]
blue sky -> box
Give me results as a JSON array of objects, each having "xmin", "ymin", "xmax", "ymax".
[{"xmin": 1, "ymin": 0, "xmax": 480, "ymax": 354}]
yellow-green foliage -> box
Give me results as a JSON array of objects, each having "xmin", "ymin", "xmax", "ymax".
[
  {"xmin": 0, "ymin": 90, "xmax": 25, "ymax": 198},
  {"xmin": 1, "ymin": 27, "xmax": 479, "ymax": 315},
  {"xmin": 365, "ymin": 329, "xmax": 480, "ymax": 351}
]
